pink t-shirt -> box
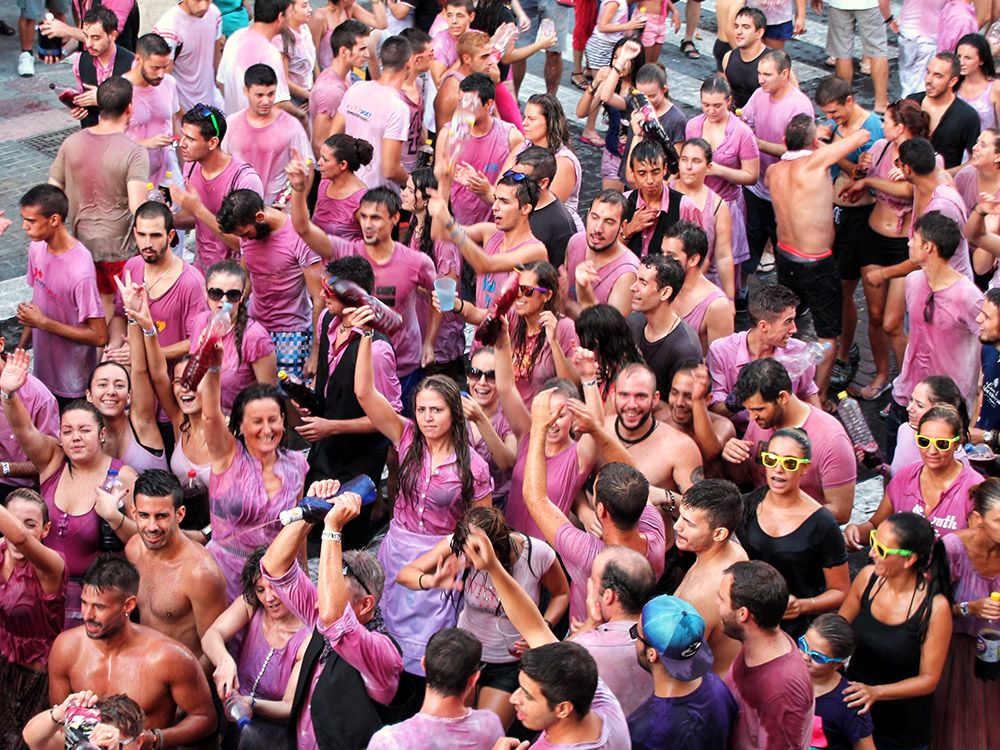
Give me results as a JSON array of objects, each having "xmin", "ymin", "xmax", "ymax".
[
  {"xmin": 241, "ymin": 216, "xmax": 322, "ymax": 333},
  {"xmin": 743, "ymin": 404, "xmax": 858, "ymax": 508},
  {"xmin": 312, "ymin": 182, "xmax": 363, "ymax": 239},
  {"xmin": 153, "ymin": 3, "xmax": 224, "ymax": 112},
  {"xmin": 900, "ymin": 0, "xmax": 948, "ymax": 36},
  {"xmin": 26, "ymin": 240, "xmax": 104, "ymax": 398},
  {"xmin": 512, "ymin": 317, "xmax": 580, "ymax": 405},
  {"xmin": 887, "ymin": 460, "xmax": 982, "ymax": 536},
  {"xmin": 222, "ymin": 109, "xmax": 312, "ymax": 203},
  {"xmin": 412, "ymin": 237, "xmax": 465, "ymax": 364},
  {"xmin": 565, "ymin": 233, "xmax": 639, "ymax": 306},
  {"xmin": 506, "ymin": 439, "xmax": 588, "ymax": 542},
  {"xmin": 190, "ymin": 310, "xmax": 275, "ymax": 412},
  {"xmin": 327, "ymin": 237, "xmax": 437, "ymax": 377},
  {"xmin": 573, "ymin": 621, "xmax": 654, "ymax": 717},
  {"xmin": 368, "ymin": 709, "xmax": 504, "ymax": 750},
  {"xmin": 937, "ymin": 0, "xmax": 979, "ymax": 51},
  {"xmin": 126, "ymin": 76, "xmax": 180, "ymax": 186},
  {"xmin": 113, "ymin": 256, "xmax": 208, "ymax": 351},
  {"xmin": 273, "ymin": 24, "xmax": 316, "ymax": 91},
  {"xmin": 916, "ymin": 185, "xmax": 973, "ymax": 280},
  {"xmin": 741, "ymin": 86, "xmax": 815, "ymax": 201},
  {"xmin": 185, "ymin": 156, "xmax": 264, "ymax": 272},
  {"xmin": 446, "ymin": 117, "xmax": 514, "ymax": 225},
  {"xmin": 216, "ymin": 27, "xmax": 291, "ymax": 115},
  {"xmin": 530, "ymin": 680, "xmax": 631, "ymax": 750},
  {"xmin": 892, "ymin": 271, "xmax": 983, "ymax": 410},
  {"xmin": 310, "ymin": 66, "xmax": 350, "ymax": 142},
  {"xmin": 432, "ymin": 29, "xmax": 459, "ymax": 68},
  {"xmin": 0, "ymin": 373, "xmax": 58, "ymax": 488},
  {"xmin": 337, "ymin": 81, "xmax": 410, "ymax": 190},
  {"xmin": 686, "ymin": 114, "xmax": 760, "ymax": 204}
]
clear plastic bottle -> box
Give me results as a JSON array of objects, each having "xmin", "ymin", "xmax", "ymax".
[
  {"xmin": 975, "ymin": 591, "xmax": 1000, "ymax": 682},
  {"xmin": 278, "ymin": 475, "xmax": 379, "ymax": 525},
  {"xmin": 775, "ymin": 341, "xmax": 831, "ymax": 379},
  {"xmin": 223, "ymin": 693, "xmax": 252, "ymax": 730},
  {"xmin": 145, "ymin": 182, "xmax": 165, "ymax": 203},
  {"xmin": 537, "ymin": 17, "xmax": 555, "ymax": 44},
  {"xmin": 444, "ymin": 92, "xmax": 479, "ymax": 164},
  {"xmin": 836, "ymin": 391, "xmax": 884, "ymax": 469},
  {"xmin": 491, "ymin": 21, "xmax": 518, "ymax": 61},
  {"xmin": 98, "ymin": 469, "xmax": 125, "ymax": 551},
  {"xmin": 180, "ymin": 302, "xmax": 233, "ymax": 391}
]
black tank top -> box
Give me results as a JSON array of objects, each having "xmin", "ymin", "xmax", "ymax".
[
  {"xmin": 725, "ymin": 47, "xmax": 764, "ymax": 109},
  {"xmin": 845, "ymin": 573, "xmax": 935, "ymax": 747}
]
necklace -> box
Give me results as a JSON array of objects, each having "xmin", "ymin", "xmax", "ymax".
[
  {"xmin": 614, "ymin": 415, "xmax": 657, "ymax": 445},
  {"xmin": 144, "ymin": 255, "xmax": 176, "ymax": 298},
  {"xmin": 249, "ymin": 646, "xmax": 276, "ymax": 702}
]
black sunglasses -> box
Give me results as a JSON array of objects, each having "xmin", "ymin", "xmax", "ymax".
[
  {"xmin": 628, "ymin": 622, "xmax": 653, "ymax": 648},
  {"xmin": 343, "ymin": 560, "xmax": 372, "ymax": 597},
  {"xmin": 923, "ymin": 290, "xmax": 935, "ymax": 324},
  {"xmin": 468, "ymin": 367, "xmax": 496, "ymax": 381},
  {"xmin": 207, "ymin": 287, "xmax": 243, "ymax": 303},
  {"xmin": 192, "ymin": 103, "xmax": 221, "ymax": 138}
]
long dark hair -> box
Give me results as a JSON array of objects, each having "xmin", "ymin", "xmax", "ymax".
[
  {"xmin": 406, "ymin": 167, "xmax": 438, "ymax": 265},
  {"xmin": 884, "ymin": 512, "xmax": 953, "ymax": 642},
  {"xmin": 510, "ymin": 261, "xmax": 560, "ymax": 378},
  {"xmin": 526, "ymin": 94, "xmax": 572, "ymax": 154},
  {"xmin": 575, "ymin": 304, "xmax": 643, "ymax": 398},
  {"xmin": 400, "ymin": 375, "xmax": 475, "ymax": 507},
  {"xmin": 241, "ymin": 545, "xmax": 269, "ymax": 609},
  {"xmin": 955, "ymin": 33, "xmax": 997, "ymax": 82},
  {"xmin": 469, "ymin": 0, "xmax": 506, "ymax": 35},
  {"xmin": 918, "ymin": 375, "xmax": 970, "ymax": 437},
  {"xmin": 206, "ymin": 260, "xmax": 249, "ymax": 365}
]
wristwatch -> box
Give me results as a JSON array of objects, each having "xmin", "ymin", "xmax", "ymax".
[{"xmin": 959, "ymin": 601, "xmax": 970, "ymax": 617}]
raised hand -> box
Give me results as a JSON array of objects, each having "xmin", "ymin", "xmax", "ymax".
[{"xmin": 0, "ymin": 348, "xmax": 30, "ymax": 396}]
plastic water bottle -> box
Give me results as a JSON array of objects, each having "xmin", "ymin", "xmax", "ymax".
[
  {"xmin": 224, "ymin": 693, "xmax": 252, "ymax": 730},
  {"xmin": 444, "ymin": 92, "xmax": 479, "ymax": 164},
  {"xmin": 837, "ymin": 391, "xmax": 885, "ymax": 470},
  {"xmin": 537, "ymin": 17, "xmax": 555, "ymax": 44},
  {"xmin": 278, "ymin": 475, "xmax": 379, "ymax": 525},
  {"xmin": 987, "ymin": 19, "xmax": 1000, "ymax": 53},
  {"xmin": 491, "ymin": 21, "xmax": 518, "ymax": 61},
  {"xmin": 975, "ymin": 592, "xmax": 1000, "ymax": 682},
  {"xmin": 49, "ymin": 82, "xmax": 80, "ymax": 108},
  {"xmin": 775, "ymin": 341, "xmax": 831, "ymax": 379},
  {"xmin": 145, "ymin": 182, "xmax": 166, "ymax": 203},
  {"xmin": 179, "ymin": 303, "xmax": 233, "ymax": 391},
  {"xmin": 98, "ymin": 469, "xmax": 125, "ymax": 551}
]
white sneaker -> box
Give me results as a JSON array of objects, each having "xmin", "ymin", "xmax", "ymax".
[{"xmin": 18, "ymin": 51, "xmax": 34, "ymax": 77}]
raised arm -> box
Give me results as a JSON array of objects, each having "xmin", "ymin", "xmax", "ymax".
[
  {"xmin": 354, "ymin": 310, "xmax": 406, "ymax": 446},
  {"xmin": 201, "ymin": 351, "xmax": 238, "ymax": 474},
  {"xmin": 522, "ymin": 389, "xmax": 574, "ymax": 546},
  {"xmin": 288, "ymin": 150, "xmax": 334, "ymax": 259},
  {"xmin": 317, "ymin": 491, "xmax": 363, "ymax": 627},
  {"xmin": 494, "ymin": 321, "xmax": 531, "ymax": 439},
  {"xmin": 0, "ymin": 501, "xmax": 65, "ymax": 594},
  {"xmin": 0, "ymin": 349, "xmax": 60, "ymax": 477}
]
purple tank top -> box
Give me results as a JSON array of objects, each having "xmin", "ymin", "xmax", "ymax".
[
  {"xmin": 682, "ymin": 285, "xmax": 727, "ymax": 348},
  {"xmin": 120, "ymin": 419, "xmax": 167, "ymax": 474},
  {"xmin": 475, "ymin": 232, "xmax": 538, "ymax": 310},
  {"xmin": 505, "ymin": 439, "xmax": 587, "ymax": 540},
  {"xmin": 312, "ymin": 182, "xmax": 364, "ymax": 240},
  {"xmin": 959, "ymin": 79, "xmax": 998, "ymax": 131},
  {"xmin": 236, "ymin": 608, "xmax": 311, "ymax": 701},
  {"xmin": 451, "ymin": 118, "xmax": 514, "ymax": 226},
  {"xmin": 169, "ymin": 437, "xmax": 211, "ymax": 488}
]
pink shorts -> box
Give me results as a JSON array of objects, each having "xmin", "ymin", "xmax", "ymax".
[
  {"xmin": 600, "ymin": 149, "xmax": 622, "ymax": 181},
  {"xmin": 641, "ymin": 14, "xmax": 667, "ymax": 47}
]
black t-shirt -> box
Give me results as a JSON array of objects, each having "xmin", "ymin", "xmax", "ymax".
[
  {"xmin": 626, "ymin": 312, "xmax": 703, "ymax": 397},
  {"xmin": 530, "ymin": 197, "xmax": 578, "ymax": 268},
  {"xmin": 907, "ymin": 92, "xmax": 981, "ymax": 169}
]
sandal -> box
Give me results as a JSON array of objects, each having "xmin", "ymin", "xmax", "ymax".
[
  {"xmin": 859, "ymin": 380, "xmax": 891, "ymax": 400},
  {"xmin": 0, "ymin": 20, "xmax": 14, "ymax": 35},
  {"xmin": 680, "ymin": 39, "xmax": 700, "ymax": 59},
  {"xmin": 571, "ymin": 72, "xmax": 589, "ymax": 91},
  {"xmin": 579, "ymin": 133, "xmax": 604, "ymax": 148}
]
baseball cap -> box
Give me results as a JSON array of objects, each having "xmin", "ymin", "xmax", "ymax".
[{"xmin": 639, "ymin": 595, "xmax": 713, "ymax": 681}]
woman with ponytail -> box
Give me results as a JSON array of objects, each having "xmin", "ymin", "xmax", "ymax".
[
  {"xmin": 840, "ymin": 511, "xmax": 952, "ymax": 750},
  {"xmin": 311, "ymin": 134, "xmax": 373, "ymax": 240}
]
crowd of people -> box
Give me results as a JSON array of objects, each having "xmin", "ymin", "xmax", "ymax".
[{"xmin": 2, "ymin": 0, "xmax": 1000, "ymax": 747}]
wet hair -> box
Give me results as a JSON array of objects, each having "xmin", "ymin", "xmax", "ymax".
[
  {"xmin": 955, "ymin": 33, "xmax": 997, "ymax": 79},
  {"xmin": 4, "ymin": 488, "xmax": 49, "ymax": 525},
  {"xmin": 97, "ymin": 77, "xmax": 133, "ymax": 119},
  {"xmin": 785, "ymin": 113, "xmax": 816, "ymax": 151},
  {"xmin": 329, "ymin": 19, "xmax": 369, "ymax": 57},
  {"xmin": 768, "ymin": 426, "xmax": 812, "ymax": 461},
  {"xmin": 526, "ymin": 94, "xmax": 571, "ymax": 154},
  {"xmin": 217, "ymin": 189, "xmax": 265, "ymax": 234},
  {"xmin": 913, "ymin": 211, "xmax": 961, "ymax": 260},
  {"xmin": 228, "ymin": 384, "xmax": 288, "ymax": 449},
  {"xmin": 343, "ymin": 549, "xmax": 385, "ymax": 601},
  {"xmin": 882, "ymin": 512, "xmax": 953, "ymax": 640},
  {"xmin": 206, "ymin": 260, "xmax": 250, "ymax": 364},
  {"xmin": 575, "ymin": 305, "xmax": 643, "ymax": 398},
  {"xmin": 457, "ymin": 29, "xmax": 491, "ymax": 60},
  {"xmin": 379, "ymin": 35, "xmax": 413, "ymax": 71},
  {"xmin": 459, "ymin": 72, "xmax": 495, "ymax": 105},
  {"xmin": 134, "ymin": 469, "xmax": 184, "ymax": 511},
  {"xmin": 469, "ymin": 0, "xmax": 505, "ymax": 34},
  {"xmin": 638, "ymin": 255, "xmax": 685, "ymax": 302},
  {"xmin": 96, "ymin": 695, "xmax": 145, "ymax": 739},
  {"xmin": 608, "ymin": 37, "xmax": 638, "ymax": 89},
  {"xmin": 760, "ymin": 48, "xmax": 792, "ymax": 74},
  {"xmin": 630, "ymin": 138, "xmax": 667, "ymax": 167},
  {"xmin": 425, "ymin": 628, "xmax": 482, "ymax": 696},
  {"xmin": 590, "ymin": 188, "xmax": 628, "ymax": 218},
  {"xmin": 360, "ymin": 186, "xmax": 402, "ymax": 217},
  {"xmin": 733, "ymin": 358, "xmax": 792, "ymax": 405},
  {"xmin": 182, "ymin": 103, "xmax": 227, "ymax": 141},
  {"xmin": 254, "ymin": 0, "xmax": 292, "ymax": 24},
  {"xmin": 933, "ymin": 51, "xmax": 961, "ymax": 80},
  {"xmin": 323, "ymin": 133, "xmax": 374, "ymax": 172},
  {"xmin": 681, "ymin": 137, "xmax": 713, "ymax": 164},
  {"xmin": 83, "ymin": 555, "xmax": 140, "ymax": 598},
  {"xmin": 594, "ymin": 463, "xmax": 650, "ymax": 530},
  {"xmin": 510, "ymin": 261, "xmax": 559, "ymax": 376},
  {"xmin": 135, "ymin": 200, "xmax": 174, "ymax": 234},
  {"xmin": 82, "ymin": 5, "xmax": 118, "ymax": 33},
  {"xmin": 399, "ymin": 26, "xmax": 431, "ymax": 53},
  {"xmin": 60, "ymin": 399, "xmax": 105, "ymax": 434},
  {"xmin": 516, "ymin": 146, "xmax": 558, "ymax": 186},
  {"xmin": 681, "ymin": 479, "xmax": 742, "ymax": 534},
  {"xmin": 519, "ymin": 642, "xmax": 598, "ymax": 715},
  {"xmin": 406, "ymin": 167, "xmax": 439, "ymax": 263},
  {"xmin": 136, "ymin": 32, "xmax": 171, "ymax": 58},
  {"xmin": 814, "ymin": 74, "xmax": 853, "ymax": 106},
  {"xmin": 700, "ymin": 73, "xmax": 732, "ymax": 99},
  {"xmin": 898, "ymin": 137, "xmax": 937, "ymax": 175},
  {"xmin": 916, "ymin": 376, "xmax": 969, "ymax": 435},
  {"xmin": 325, "ymin": 255, "xmax": 374, "ymax": 293},
  {"xmin": 809, "ymin": 613, "xmax": 857, "ymax": 660},
  {"xmin": 496, "ymin": 172, "xmax": 540, "ymax": 210},
  {"xmin": 89, "ymin": 360, "xmax": 132, "ymax": 394},
  {"xmin": 636, "ymin": 62, "xmax": 667, "ymax": 89},
  {"xmin": 244, "ymin": 62, "xmax": 278, "ymax": 89},
  {"xmin": 886, "ymin": 99, "xmax": 931, "ymax": 139},
  {"xmin": 971, "ymin": 478, "xmax": 1000, "ymax": 517},
  {"xmin": 241, "ymin": 545, "xmax": 268, "ymax": 609},
  {"xmin": 734, "ymin": 5, "xmax": 767, "ymax": 30},
  {"xmin": 20, "ymin": 184, "xmax": 68, "ymax": 221},
  {"xmin": 664, "ymin": 220, "xmax": 709, "ymax": 266},
  {"xmin": 724, "ymin": 560, "xmax": 788, "ymax": 629},
  {"xmin": 748, "ymin": 283, "xmax": 799, "ymax": 326},
  {"xmin": 598, "ymin": 546, "xmax": 655, "ymax": 615},
  {"xmin": 917, "ymin": 404, "xmax": 967, "ymax": 443}
]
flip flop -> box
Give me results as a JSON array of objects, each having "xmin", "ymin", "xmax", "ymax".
[
  {"xmin": 571, "ymin": 72, "xmax": 589, "ymax": 91},
  {"xmin": 579, "ymin": 134, "xmax": 604, "ymax": 148},
  {"xmin": 859, "ymin": 381, "xmax": 891, "ymax": 400},
  {"xmin": 680, "ymin": 40, "xmax": 700, "ymax": 59},
  {"xmin": 0, "ymin": 20, "xmax": 14, "ymax": 35}
]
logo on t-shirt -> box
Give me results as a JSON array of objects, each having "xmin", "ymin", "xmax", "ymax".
[
  {"xmin": 345, "ymin": 103, "xmax": 374, "ymax": 122},
  {"xmin": 375, "ymin": 285, "xmax": 397, "ymax": 308}
]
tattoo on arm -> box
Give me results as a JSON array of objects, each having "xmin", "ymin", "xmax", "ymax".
[{"xmin": 690, "ymin": 466, "xmax": 705, "ymax": 484}]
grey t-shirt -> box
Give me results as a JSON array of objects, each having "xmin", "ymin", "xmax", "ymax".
[
  {"xmin": 627, "ymin": 312, "xmax": 703, "ymax": 397},
  {"xmin": 619, "ymin": 103, "xmax": 688, "ymax": 182}
]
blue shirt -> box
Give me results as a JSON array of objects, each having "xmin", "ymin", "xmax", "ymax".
[
  {"xmin": 627, "ymin": 672, "xmax": 737, "ymax": 750},
  {"xmin": 977, "ymin": 344, "xmax": 1000, "ymax": 430},
  {"xmin": 814, "ymin": 676, "xmax": 874, "ymax": 750}
]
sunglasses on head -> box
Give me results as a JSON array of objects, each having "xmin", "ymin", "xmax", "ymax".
[
  {"xmin": 760, "ymin": 451, "xmax": 810, "ymax": 472},
  {"xmin": 915, "ymin": 433, "xmax": 961, "ymax": 451},
  {"xmin": 869, "ymin": 529, "xmax": 913, "ymax": 559},
  {"xmin": 343, "ymin": 560, "xmax": 372, "ymax": 597},
  {"xmin": 207, "ymin": 287, "xmax": 243, "ymax": 303},
  {"xmin": 502, "ymin": 169, "xmax": 528, "ymax": 182},
  {"xmin": 518, "ymin": 284, "xmax": 549, "ymax": 298},
  {"xmin": 191, "ymin": 103, "xmax": 221, "ymax": 138},
  {"xmin": 468, "ymin": 367, "xmax": 496, "ymax": 381},
  {"xmin": 796, "ymin": 635, "xmax": 846, "ymax": 665}
]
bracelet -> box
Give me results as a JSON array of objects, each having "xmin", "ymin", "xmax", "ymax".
[
  {"xmin": 0, "ymin": 390, "xmax": 15, "ymax": 401},
  {"xmin": 418, "ymin": 572, "xmax": 427, "ymax": 590},
  {"xmin": 142, "ymin": 326, "xmax": 157, "ymax": 337},
  {"xmin": 884, "ymin": 13, "xmax": 894, "ymax": 23},
  {"xmin": 201, "ymin": 524, "xmax": 213, "ymax": 541},
  {"xmin": 362, "ymin": 329, "xmax": 375, "ymax": 339},
  {"xmin": 127, "ymin": 318, "xmax": 137, "ymax": 326},
  {"xmin": 153, "ymin": 728, "xmax": 164, "ymax": 750},
  {"xmin": 321, "ymin": 530, "xmax": 342, "ymax": 543},
  {"xmin": 582, "ymin": 378, "xmax": 598, "ymax": 388},
  {"xmin": 1, "ymin": 462, "xmax": 10, "ymax": 478},
  {"xmin": 611, "ymin": 66, "xmax": 622, "ymax": 75},
  {"xmin": 457, "ymin": 297, "xmax": 466, "ymax": 313},
  {"xmin": 207, "ymin": 365, "xmax": 221, "ymax": 372},
  {"xmin": 113, "ymin": 512, "xmax": 127, "ymax": 531},
  {"xmin": 49, "ymin": 706, "xmax": 63, "ymax": 725}
]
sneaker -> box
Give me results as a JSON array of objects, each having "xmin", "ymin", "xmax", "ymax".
[
  {"xmin": 18, "ymin": 51, "xmax": 34, "ymax": 77},
  {"xmin": 860, "ymin": 59, "xmax": 871, "ymax": 76},
  {"xmin": 830, "ymin": 359, "xmax": 851, "ymax": 388},
  {"xmin": 824, "ymin": 55, "xmax": 836, "ymax": 67}
]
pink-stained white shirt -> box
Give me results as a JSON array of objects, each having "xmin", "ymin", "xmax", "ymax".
[
  {"xmin": 337, "ymin": 80, "xmax": 410, "ymax": 190},
  {"xmin": 367, "ymin": 709, "xmax": 504, "ymax": 750},
  {"xmin": 222, "ymin": 108, "xmax": 312, "ymax": 203},
  {"xmin": 273, "ymin": 24, "xmax": 316, "ymax": 91},
  {"xmin": 573, "ymin": 621, "xmax": 654, "ymax": 717},
  {"xmin": 916, "ymin": 185, "xmax": 974, "ymax": 280},
  {"xmin": 152, "ymin": 2, "xmax": 225, "ymax": 111},
  {"xmin": 431, "ymin": 29, "xmax": 459, "ymax": 68},
  {"xmin": 191, "ymin": 309, "xmax": 275, "ymax": 413},
  {"xmin": 564, "ymin": 233, "xmax": 639, "ymax": 306},
  {"xmin": 126, "ymin": 76, "xmax": 180, "ymax": 185},
  {"xmin": 216, "ymin": 27, "xmax": 291, "ymax": 115},
  {"xmin": 0, "ymin": 373, "xmax": 59, "ymax": 488},
  {"xmin": 886, "ymin": 460, "xmax": 982, "ymax": 536},
  {"xmin": 26, "ymin": 240, "xmax": 104, "ymax": 398},
  {"xmin": 321, "ymin": 318, "xmax": 403, "ymax": 412},
  {"xmin": 900, "ymin": 0, "xmax": 948, "ymax": 36},
  {"xmin": 185, "ymin": 156, "xmax": 263, "ymax": 272},
  {"xmin": 310, "ymin": 66, "xmax": 350, "ymax": 149},
  {"xmin": 741, "ymin": 86, "xmax": 815, "ymax": 201},
  {"xmin": 113, "ymin": 255, "xmax": 207, "ymax": 351},
  {"xmin": 529, "ymin": 680, "xmax": 631, "ymax": 750}
]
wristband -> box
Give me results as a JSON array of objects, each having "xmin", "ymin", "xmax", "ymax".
[
  {"xmin": 362, "ymin": 329, "xmax": 375, "ymax": 339},
  {"xmin": 113, "ymin": 512, "xmax": 127, "ymax": 531},
  {"xmin": 884, "ymin": 13, "xmax": 894, "ymax": 23},
  {"xmin": 153, "ymin": 728, "xmax": 164, "ymax": 750},
  {"xmin": 0, "ymin": 390, "xmax": 15, "ymax": 401},
  {"xmin": 418, "ymin": 572, "xmax": 427, "ymax": 590},
  {"xmin": 1, "ymin": 462, "xmax": 9, "ymax": 477},
  {"xmin": 142, "ymin": 326, "xmax": 157, "ymax": 337},
  {"xmin": 457, "ymin": 297, "xmax": 466, "ymax": 313},
  {"xmin": 201, "ymin": 524, "xmax": 213, "ymax": 542},
  {"xmin": 321, "ymin": 530, "xmax": 342, "ymax": 543},
  {"xmin": 49, "ymin": 706, "xmax": 63, "ymax": 725},
  {"xmin": 582, "ymin": 378, "xmax": 598, "ymax": 388}
]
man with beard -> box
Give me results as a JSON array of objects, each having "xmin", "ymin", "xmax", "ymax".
[
  {"xmin": 511, "ymin": 147, "xmax": 576, "ymax": 267},
  {"xmin": 106, "ymin": 202, "xmax": 207, "ymax": 365},
  {"xmin": 718, "ymin": 560, "xmax": 813, "ymax": 750},
  {"xmin": 47, "ymin": 556, "xmax": 217, "ymax": 747},
  {"xmin": 564, "ymin": 191, "xmax": 639, "ymax": 319},
  {"xmin": 671, "ymin": 480, "xmax": 746, "ymax": 677},
  {"xmin": 67, "ymin": 6, "xmax": 136, "ymax": 128},
  {"xmin": 218, "ymin": 188, "xmax": 325, "ymax": 379},
  {"xmin": 124, "ymin": 469, "xmax": 227, "ymax": 668},
  {"xmin": 124, "ymin": 34, "xmax": 182, "ymax": 189},
  {"xmin": 908, "ymin": 53, "xmax": 980, "ymax": 170},
  {"xmin": 662, "ymin": 362, "xmax": 736, "ymax": 478},
  {"xmin": 973, "ymin": 287, "xmax": 1000, "ymax": 443},
  {"xmin": 720, "ymin": 358, "xmax": 856, "ymax": 523},
  {"xmin": 627, "ymin": 595, "xmax": 736, "ymax": 750}
]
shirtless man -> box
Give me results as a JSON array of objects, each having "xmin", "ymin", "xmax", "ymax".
[
  {"xmin": 672, "ymin": 479, "xmax": 747, "ymax": 677},
  {"xmin": 124, "ymin": 469, "xmax": 227, "ymax": 667},
  {"xmin": 433, "ymin": 30, "xmax": 494, "ymax": 131},
  {"xmin": 662, "ymin": 362, "xmax": 736, "ymax": 478},
  {"xmin": 766, "ymin": 113, "xmax": 870, "ymax": 398},
  {"xmin": 48, "ymin": 556, "xmax": 217, "ymax": 747}
]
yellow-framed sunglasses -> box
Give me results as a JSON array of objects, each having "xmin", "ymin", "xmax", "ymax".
[
  {"xmin": 760, "ymin": 451, "xmax": 811, "ymax": 472},
  {"xmin": 914, "ymin": 433, "xmax": 961, "ymax": 451},
  {"xmin": 869, "ymin": 529, "xmax": 913, "ymax": 558}
]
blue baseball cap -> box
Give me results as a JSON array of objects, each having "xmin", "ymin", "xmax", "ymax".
[{"xmin": 640, "ymin": 595, "xmax": 713, "ymax": 681}]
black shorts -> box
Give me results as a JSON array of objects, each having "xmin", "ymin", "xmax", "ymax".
[
  {"xmin": 833, "ymin": 204, "xmax": 874, "ymax": 281},
  {"xmin": 479, "ymin": 660, "xmax": 520, "ymax": 693},
  {"xmin": 862, "ymin": 224, "xmax": 909, "ymax": 268},
  {"xmin": 775, "ymin": 247, "xmax": 843, "ymax": 339}
]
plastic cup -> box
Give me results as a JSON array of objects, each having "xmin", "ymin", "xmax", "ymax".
[{"xmin": 435, "ymin": 277, "xmax": 457, "ymax": 312}]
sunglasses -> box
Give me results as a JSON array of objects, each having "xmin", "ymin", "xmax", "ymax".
[
  {"xmin": 502, "ymin": 169, "xmax": 528, "ymax": 181},
  {"xmin": 192, "ymin": 103, "xmax": 221, "ymax": 138},
  {"xmin": 343, "ymin": 560, "xmax": 372, "ymax": 597},
  {"xmin": 207, "ymin": 287, "xmax": 243, "ymax": 303},
  {"xmin": 796, "ymin": 635, "xmax": 846, "ymax": 665},
  {"xmin": 914, "ymin": 433, "xmax": 961, "ymax": 451},
  {"xmin": 628, "ymin": 622, "xmax": 653, "ymax": 648},
  {"xmin": 923, "ymin": 290, "xmax": 935, "ymax": 324},
  {"xmin": 468, "ymin": 367, "xmax": 496, "ymax": 381},
  {"xmin": 869, "ymin": 529, "xmax": 913, "ymax": 558},
  {"xmin": 760, "ymin": 451, "xmax": 811, "ymax": 472},
  {"xmin": 518, "ymin": 284, "xmax": 550, "ymax": 298},
  {"xmin": 321, "ymin": 276, "xmax": 337, "ymax": 299}
]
